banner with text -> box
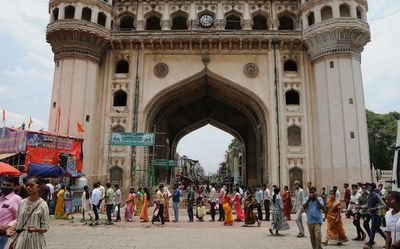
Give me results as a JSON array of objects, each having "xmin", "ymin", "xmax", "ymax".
[{"xmin": 110, "ymin": 132, "xmax": 155, "ymax": 146}]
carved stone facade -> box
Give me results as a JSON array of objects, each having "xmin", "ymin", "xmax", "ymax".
[{"xmin": 46, "ymin": 0, "xmax": 372, "ymax": 190}]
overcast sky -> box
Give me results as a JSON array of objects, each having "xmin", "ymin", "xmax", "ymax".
[{"xmin": 0, "ymin": 0, "xmax": 399, "ymax": 173}]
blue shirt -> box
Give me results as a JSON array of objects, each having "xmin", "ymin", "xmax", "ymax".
[
  {"xmin": 173, "ymin": 189, "xmax": 181, "ymax": 203},
  {"xmin": 303, "ymin": 196, "xmax": 324, "ymax": 224},
  {"xmin": 256, "ymin": 190, "xmax": 263, "ymax": 204}
]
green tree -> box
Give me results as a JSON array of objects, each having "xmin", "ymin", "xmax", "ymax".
[{"xmin": 367, "ymin": 110, "xmax": 400, "ymax": 170}]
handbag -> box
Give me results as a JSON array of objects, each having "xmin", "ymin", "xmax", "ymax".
[{"xmin": 9, "ymin": 200, "xmax": 43, "ymax": 249}]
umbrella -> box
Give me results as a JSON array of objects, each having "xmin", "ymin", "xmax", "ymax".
[{"xmin": 0, "ymin": 162, "xmax": 22, "ymax": 176}]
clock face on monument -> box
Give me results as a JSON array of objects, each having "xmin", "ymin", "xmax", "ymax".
[{"xmin": 199, "ymin": 14, "xmax": 214, "ymax": 28}]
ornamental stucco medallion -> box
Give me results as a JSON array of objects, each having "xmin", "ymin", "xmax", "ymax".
[
  {"xmin": 154, "ymin": 63, "xmax": 169, "ymax": 78},
  {"xmin": 244, "ymin": 63, "xmax": 258, "ymax": 78}
]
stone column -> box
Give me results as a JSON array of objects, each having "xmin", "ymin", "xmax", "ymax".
[
  {"xmin": 161, "ymin": 1, "xmax": 171, "ymax": 30},
  {"xmin": 242, "ymin": 2, "xmax": 252, "ymax": 30}
]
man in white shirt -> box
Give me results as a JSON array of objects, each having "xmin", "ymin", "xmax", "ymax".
[
  {"xmin": 46, "ymin": 180, "xmax": 55, "ymax": 214},
  {"xmin": 114, "ymin": 184, "xmax": 121, "ymax": 222},
  {"xmin": 263, "ymin": 185, "xmax": 271, "ymax": 221},
  {"xmin": 98, "ymin": 181, "xmax": 105, "ymax": 210},
  {"xmin": 293, "ymin": 181, "xmax": 305, "ymax": 237},
  {"xmin": 90, "ymin": 183, "xmax": 101, "ymax": 225},
  {"xmin": 385, "ymin": 191, "xmax": 400, "ymax": 248},
  {"xmin": 209, "ymin": 184, "xmax": 217, "ymax": 222},
  {"xmin": 347, "ymin": 184, "xmax": 366, "ymax": 241}
]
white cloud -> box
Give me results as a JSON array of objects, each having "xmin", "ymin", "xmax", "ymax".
[
  {"xmin": 0, "ymin": 85, "xmax": 7, "ymax": 94},
  {"xmin": 362, "ymin": 1, "xmax": 400, "ymax": 113},
  {"xmin": 23, "ymin": 52, "xmax": 53, "ymax": 82},
  {"xmin": 1, "ymin": 67, "xmax": 25, "ymax": 78}
]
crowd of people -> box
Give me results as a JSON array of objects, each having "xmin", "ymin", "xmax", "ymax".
[{"xmin": 1, "ymin": 175, "xmax": 400, "ymax": 249}]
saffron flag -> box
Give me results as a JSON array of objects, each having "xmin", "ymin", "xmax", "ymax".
[
  {"xmin": 76, "ymin": 122, "xmax": 85, "ymax": 133},
  {"xmin": 28, "ymin": 116, "xmax": 33, "ymax": 130},
  {"xmin": 2, "ymin": 109, "xmax": 5, "ymax": 122}
]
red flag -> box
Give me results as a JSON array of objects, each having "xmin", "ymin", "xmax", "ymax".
[
  {"xmin": 76, "ymin": 122, "xmax": 85, "ymax": 133},
  {"xmin": 2, "ymin": 109, "xmax": 5, "ymax": 122},
  {"xmin": 28, "ymin": 116, "xmax": 33, "ymax": 130}
]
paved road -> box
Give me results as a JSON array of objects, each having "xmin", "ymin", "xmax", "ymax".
[{"xmin": 41, "ymin": 212, "xmax": 386, "ymax": 249}]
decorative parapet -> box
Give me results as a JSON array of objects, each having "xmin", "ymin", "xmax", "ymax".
[
  {"xmin": 303, "ymin": 18, "xmax": 370, "ymax": 61},
  {"xmin": 110, "ymin": 30, "xmax": 303, "ymax": 51},
  {"xmin": 46, "ymin": 20, "xmax": 111, "ymax": 62}
]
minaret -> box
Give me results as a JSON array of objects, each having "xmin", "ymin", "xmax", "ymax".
[
  {"xmin": 300, "ymin": 0, "xmax": 371, "ymax": 185},
  {"xmin": 46, "ymin": 0, "xmax": 114, "ymax": 176}
]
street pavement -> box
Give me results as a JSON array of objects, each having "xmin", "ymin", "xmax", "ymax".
[{"xmin": 41, "ymin": 211, "xmax": 386, "ymax": 249}]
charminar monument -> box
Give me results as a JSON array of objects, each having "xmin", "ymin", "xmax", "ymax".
[{"xmin": 46, "ymin": 0, "xmax": 372, "ymax": 190}]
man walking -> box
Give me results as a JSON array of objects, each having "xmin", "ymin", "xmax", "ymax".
[
  {"xmin": 172, "ymin": 184, "xmax": 181, "ymax": 222},
  {"xmin": 90, "ymin": 183, "xmax": 101, "ymax": 225},
  {"xmin": 343, "ymin": 183, "xmax": 351, "ymax": 218},
  {"xmin": 218, "ymin": 185, "xmax": 226, "ymax": 221},
  {"xmin": 263, "ymin": 185, "xmax": 271, "ymax": 221},
  {"xmin": 152, "ymin": 184, "xmax": 165, "ymax": 225},
  {"xmin": 209, "ymin": 184, "xmax": 217, "ymax": 222},
  {"xmin": 303, "ymin": 186, "xmax": 324, "ymax": 249},
  {"xmin": 114, "ymin": 184, "xmax": 121, "ymax": 222},
  {"xmin": 255, "ymin": 186, "xmax": 264, "ymax": 221},
  {"xmin": 104, "ymin": 183, "xmax": 115, "ymax": 225},
  {"xmin": 0, "ymin": 177, "xmax": 21, "ymax": 249},
  {"xmin": 363, "ymin": 183, "xmax": 387, "ymax": 249},
  {"xmin": 187, "ymin": 185, "xmax": 195, "ymax": 222},
  {"xmin": 346, "ymin": 184, "xmax": 366, "ymax": 241},
  {"xmin": 293, "ymin": 180, "xmax": 305, "ymax": 238}
]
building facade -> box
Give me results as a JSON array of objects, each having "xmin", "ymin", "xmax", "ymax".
[{"xmin": 46, "ymin": 0, "xmax": 372, "ymax": 190}]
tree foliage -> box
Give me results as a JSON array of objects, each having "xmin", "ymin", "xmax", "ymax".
[{"xmin": 367, "ymin": 110, "xmax": 400, "ymax": 170}]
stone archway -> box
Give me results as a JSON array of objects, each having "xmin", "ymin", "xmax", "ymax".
[
  {"xmin": 143, "ymin": 69, "xmax": 270, "ymax": 187},
  {"xmin": 109, "ymin": 166, "xmax": 123, "ymax": 187},
  {"xmin": 289, "ymin": 167, "xmax": 303, "ymax": 191}
]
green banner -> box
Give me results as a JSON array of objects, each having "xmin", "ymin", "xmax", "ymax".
[
  {"xmin": 110, "ymin": 132, "xmax": 155, "ymax": 146},
  {"xmin": 153, "ymin": 159, "xmax": 177, "ymax": 168}
]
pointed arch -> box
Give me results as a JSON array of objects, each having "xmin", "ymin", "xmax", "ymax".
[
  {"xmin": 225, "ymin": 12, "xmax": 242, "ymax": 30},
  {"xmin": 171, "ymin": 10, "xmax": 189, "ymax": 30},
  {"xmin": 252, "ymin": 11, "xmax": 269, "ymax": 30},
  {"xmin": 119, "ymin": 12, "xmax": 136, "ymax": 30}
]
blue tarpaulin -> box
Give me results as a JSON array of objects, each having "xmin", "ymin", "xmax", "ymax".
[{"xmin": 28, "ymin": 163, "xmax": 67, "ymax": 178}]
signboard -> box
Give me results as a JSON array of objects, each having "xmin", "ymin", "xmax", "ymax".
[
  {"xmin": 153, "ymin": 159, "xmax": 176, "ymax": 168},
  {"xmin": 110, "ymin": 132, "xmax": 154, "ymax": 146},
  {"xmin": 0, "ymin": 128, "xmax": 26, "ymax": 153},
  {"xmin": 27, "ymin": 132, "xmax": 73, "ymax": 150}
]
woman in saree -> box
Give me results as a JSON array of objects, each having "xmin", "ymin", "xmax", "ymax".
[
  {"xmin": 269, "ymin": 187, "xmax": 290, "ymax": 235},
  {"xmin": 139, "ymin": 187, "xmax": 150, "ymax": 222},
  {"xmin": 223, "ymin": 189, "xmax": 234, "ymax": 226},
  {"xmin": 322, "ymin": 190, "xmax": 348, "ymax": 246},
  {"xmin": 233, "ymin": 188, "xmax": 244, "ymax": 222},
  {"xmin": 134, "ymin": 187, "xmax": 143, "ymax": 216},
  {"xmin": 281, "ymin": 185, "xmax": 291, "ymax": 220},
  {"xmin": 55, "ymin": 185, "xmax": 65, "ymax": 219},
  {"xmin": 125, "ymin": 188, "xmax": 136, "ymax": 222},
  {"xmin": 243, "ymin": 190, "xmax": 260, "ymax": 226},
  {"xmin": 163, "ymin": 186, "xmax": 171, "ymax": 222}
]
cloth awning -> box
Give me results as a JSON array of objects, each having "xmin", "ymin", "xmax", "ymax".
[
  {"xmin": 0, "ymin": 153, "xmax": 18, "ymax": 160},
  {"xmin": 28, "ymin": 163, "xmax": 67, "ymax": 178}
]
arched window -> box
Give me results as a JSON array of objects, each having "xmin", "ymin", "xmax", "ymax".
[
  {"xmin": 284, "ymin": 60, "xmax": 298, "ymax": 72},
  {"xmin": 64, "ymin": 5, "xmax": 75, "ymax": 19},
  {"xmin": 146, "ymin": 16, "xmax": 161, "ymax": 30},
  {"xmin": 113, "ymin": 90, "xmax": 127, "ymax": 107},
  {"xmin": 111, "ymin": 125, "xmax": 125, "ymax": 132},
  {"xmin": 225, "ymin": 15, "xmax": 242, "ymax": 30},
  {"xmin": 285, "ymin": 90, "xmax": 300, "ymax": 105},
  {"xmin": 307, "ymin": 12, "xmax": 315, "ymax": 26},
  {"xmin": 288, "ymin": 125, "xmax": 301, "ymax": 146},
  {"xmin": 278, "ymin": 16, "xmax": 294, "ymax": 30},
  {"xmin": 119, "ymin": 15, "xmax": 135, "ymax": 30},
  {"xmin": 339, "ymin": 4, "xmax": 351, "ymax": 17},
  {"xmin": 115, "ymin": 60, "xmax": 129, "ymax": 73},
  {"xmin": 52, "ymin": 8, "xmax": 59, "ymax": 21},
  {"xmin": 321, "ymin": 6, "xmax": 333, "ymax": 21},
  {"xmin": 109, "ymin": 166, "xmax": 123, "ymax": 187},
  {"xmin": 356, "ymin": 7, "xmax": 363, "ymax": 20},
  {"xmin": 252, "ymin": 15, "xmax": 268, "ymax": 30},
  {"xmin": 97, "ymin": 12, "xmax": 107, "ymax": 27},
  {"xmin": 172, "ymin": 16, "xmax": 188, "ymax": 30},
  {"xmin": 81, "ymin": 7, "xmax": 92, "ymax": 22}
]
